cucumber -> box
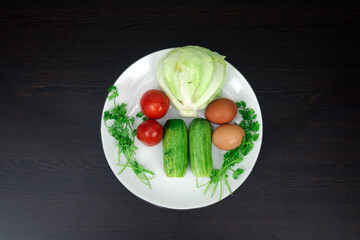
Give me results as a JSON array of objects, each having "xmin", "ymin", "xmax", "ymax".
[
  {"xmin": 163, "ymin": 119, "xmax": 188, "ymax": 177},
  {"xmin": 189, "ymin": 118, "xmax": 213, "ymax": 177}
]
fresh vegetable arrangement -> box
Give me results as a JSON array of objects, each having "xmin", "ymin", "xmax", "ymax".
[{"xmin": 103, "ymin": 45, "xmax": 261, "ymax": 202}]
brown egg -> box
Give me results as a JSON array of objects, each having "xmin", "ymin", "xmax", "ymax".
[
  {"xmin": 205, "ymin": 98, "xmax": 238, "ymax": 124},
  {"xmin": 212, "ymin": 124, "xmax": 245, "ymax": 150}
]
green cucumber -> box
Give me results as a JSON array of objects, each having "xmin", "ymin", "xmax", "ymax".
[
  {"xmin": 163, "ymin": 119, "xmax": 188, "ymax": 177},
  {"xmin": 189, "ymin": 118, "xmax": 213, "ymax": 177}
]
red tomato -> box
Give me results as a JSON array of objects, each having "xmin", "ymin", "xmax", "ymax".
[
  {"xmin": 136, "ymin": 119, "xmax": 163, "ymax": 146},
  {"xmin": 140, "ymin": 89, "xmax": 170, "ymax": 119}
]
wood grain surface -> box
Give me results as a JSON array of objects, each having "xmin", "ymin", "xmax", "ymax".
[{"xmin": 1, "ymin": 1, "xmax": 359, "ymax": 239}]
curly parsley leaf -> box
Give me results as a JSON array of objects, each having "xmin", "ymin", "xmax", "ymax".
[
  {"xmin": 107, "ymin": 85, "xmax": 119, "ymax": 102},
  {"xmin": 233, "ymin": 168, "xmax": 244, "ymax": 179},
  {"xmin": 136, "ymin": 111, "xmax": 149, "ymax": 121}
]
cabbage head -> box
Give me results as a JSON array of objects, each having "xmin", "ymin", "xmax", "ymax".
[{"xmin": 157, "ymin": 46, "xmax": 226, "ymax": 117}]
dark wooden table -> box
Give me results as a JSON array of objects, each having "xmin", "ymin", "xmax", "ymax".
[{"xmin": 1, "ymin": 1, "xmax": 359, "ymax": 239}]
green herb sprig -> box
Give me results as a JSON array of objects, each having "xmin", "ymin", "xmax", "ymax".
[
  {"xmin": 136, "ymin": 111, "xmax": 149, "ymax": 121},
  {"xmin": 104, "ymin": 86, "xmax": 155, "ymax": 188},
  {"xmin": 197, "ymin": 101, "xmax": 260, "ymax": 199}
]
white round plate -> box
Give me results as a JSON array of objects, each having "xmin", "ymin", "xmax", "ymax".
[{"xmin": 101, "ymin": 48, "xmax": 263, "ymax": 210}]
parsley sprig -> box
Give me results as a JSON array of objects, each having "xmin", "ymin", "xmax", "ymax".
[
  {"xmin": 104, "ymin": 86, "xmax": 155, "ymax": 188},
  {"xmin": 197, "ymin": 101, "xmax": 260, "ymax": 199},
  {"xmin": 136, "ymin": 111, "xmax": 149, "ymax": 121}
]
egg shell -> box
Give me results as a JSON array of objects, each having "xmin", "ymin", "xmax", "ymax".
[
  {"xmin": 212, "ymin": 124, "xmax": 245, "ymax": 151},
  {"xmin": 205, "ymin": 98, "xmax": 238, "ymax": 124}
]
